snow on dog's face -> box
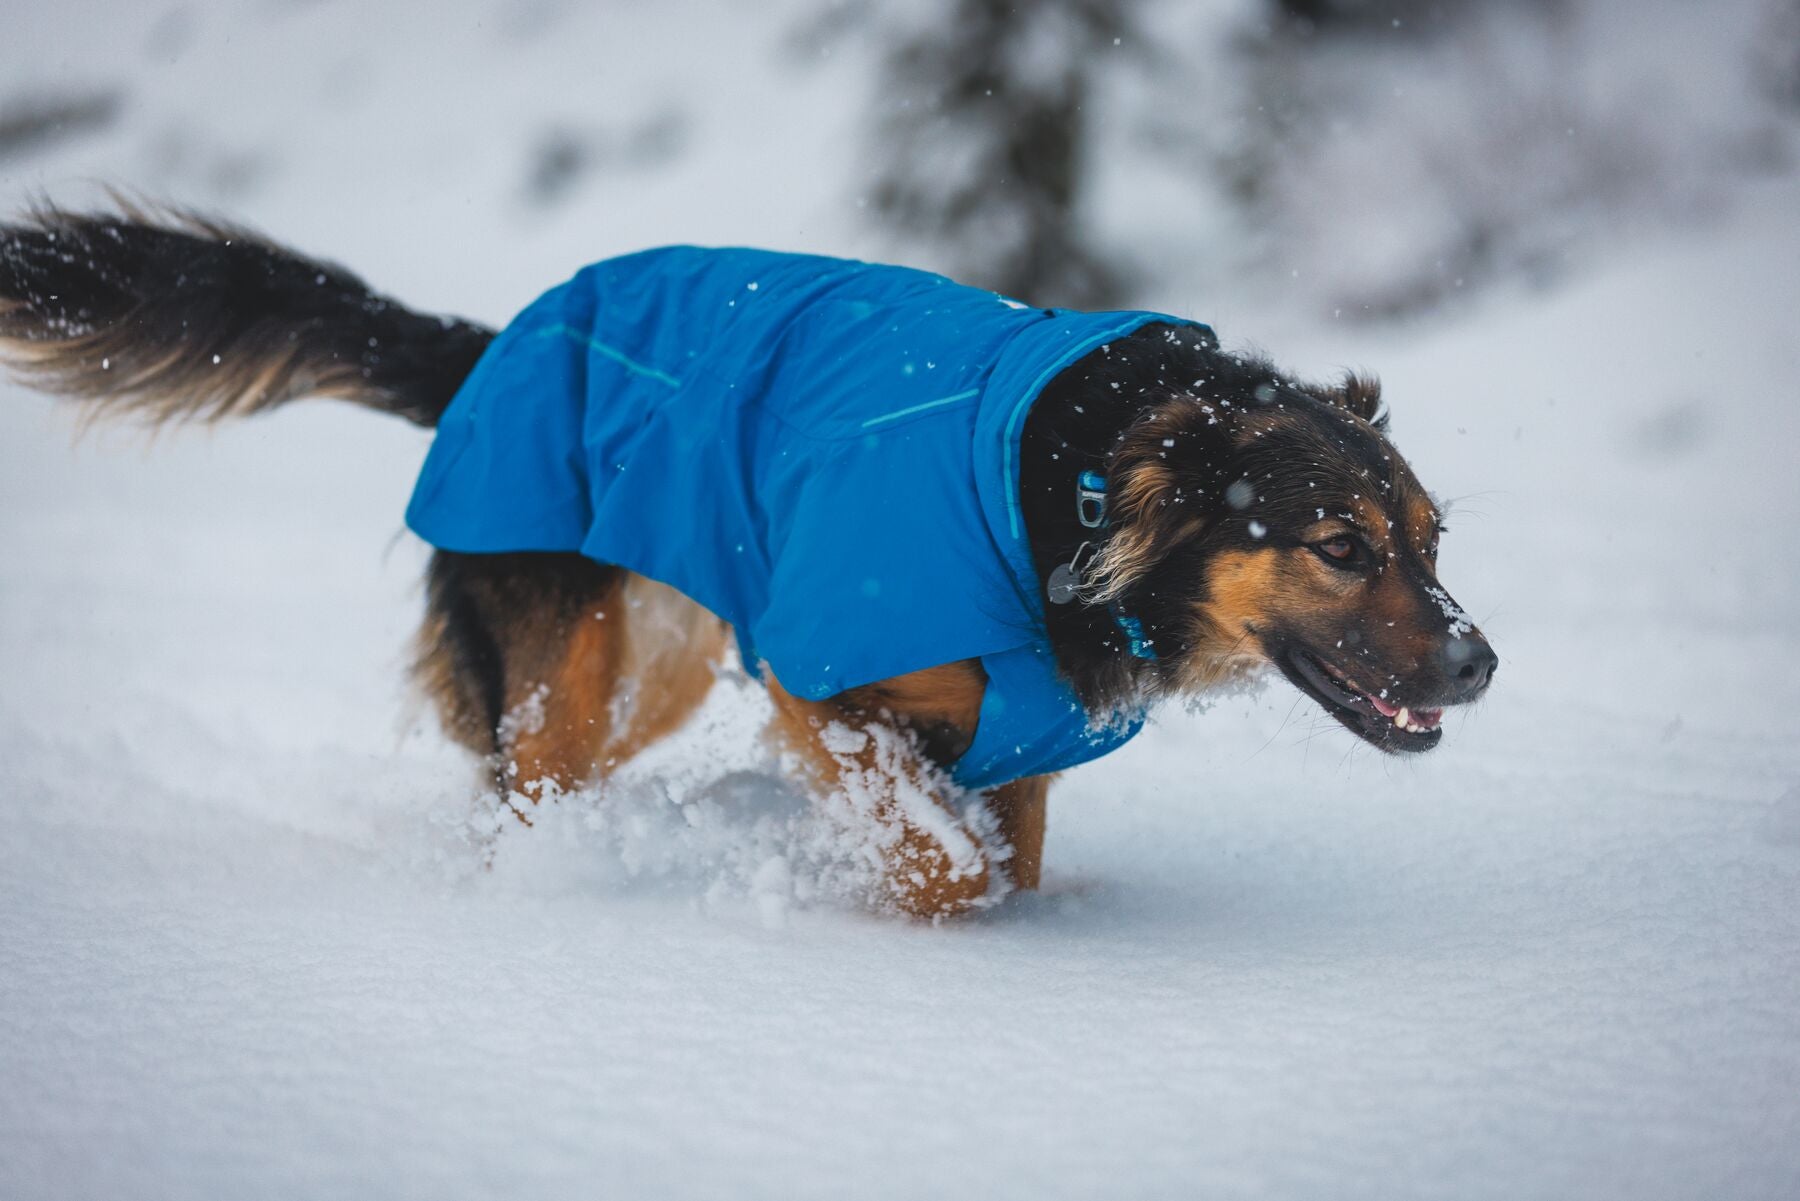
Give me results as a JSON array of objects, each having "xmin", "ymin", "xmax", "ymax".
[{"xmin": 1089, "ymin": 372, "xmax": 1496, "ymax": 752}]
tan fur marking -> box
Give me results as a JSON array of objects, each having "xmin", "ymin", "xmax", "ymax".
[
  {"xmin": 1084, "ymin": 458, "xmax": 1176, "ymax": 603},
  {"xmin": 1201, "ymin": 547, "xmax": 1286, "ymax": 638},
  {"xmin": 1173, "ymin": 546, "xmax": 1297, "ymax": 691},
  {"xmin": 505, "ymin": 601, "xmax": 622, "ymax": 793},
  {"xmin": 1404, "ymin": 493, "xmax": 1441, "ymax": 558},
  {"xmin": 602, "ymin": 574, "xmax": 729, "ymax": 764},
  {"xmin": 841, "ymin": 659, "xmax": 987, "ymax": 764},
  {"xmin": 1350, "ymin": 496, "xmax": 1394, "ymax": 555},
  {"xmin": 465, "ymin": 572, "xmax": 728, "ymax": 806},
  {"xmin": 1113, "ymin": 457, "xmax": 1175, "ymax": 514}
]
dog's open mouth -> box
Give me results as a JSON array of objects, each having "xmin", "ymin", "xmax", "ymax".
[{"xmin": 1281, "ymin": 648, "xmax": 1443, "ymax": 752}]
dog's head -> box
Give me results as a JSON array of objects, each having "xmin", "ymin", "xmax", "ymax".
[{"xmin": 1086, "ymin": 363, "xmax": 1495, "ymax": 751}]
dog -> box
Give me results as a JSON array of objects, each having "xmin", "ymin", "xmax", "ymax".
[{"xmin": 0, "ymin": 204, "xmax": 1496, "ymax": 917}]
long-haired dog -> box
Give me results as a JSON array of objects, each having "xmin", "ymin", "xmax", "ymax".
[{"xmin": 0, "ymin": 205, "xmax": 1496, "ymax": 917}]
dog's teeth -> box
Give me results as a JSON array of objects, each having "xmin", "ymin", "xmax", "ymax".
[{"xmin": 1396, "ymin": 707, "xmax": 1410, "ymax": 731}]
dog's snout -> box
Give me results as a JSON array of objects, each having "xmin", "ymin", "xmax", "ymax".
[{"xmin": 1439, "ymin": 633, "xmax": 1497, "ymax": 698}]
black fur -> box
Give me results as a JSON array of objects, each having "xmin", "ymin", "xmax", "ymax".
[
  {"xmin": 1021, "ymin": 322, "xmax": 1394, "ymax": 714},
  {"xmin": 1022, "ymin": 322, "xmax": 1215, "ymax": 710},
  {"xmin": 0, "ymin": 204, "xmax": 490, "ymax": 427},
  {"xmin": 424, "ymin": 552, "xmax": 512, "ymax": 750},
  {"xmin": 1023, "ymin": 321, "xmax": 1495, "ymax": 754}
]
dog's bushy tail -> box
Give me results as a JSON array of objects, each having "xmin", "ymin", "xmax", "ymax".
[{"xmin": 0, "ymin": 201, "xmax": 492, "ymax": 428}]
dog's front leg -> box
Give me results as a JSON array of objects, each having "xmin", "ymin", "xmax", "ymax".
[
  {"xmin": 766, "ymin": 676, "xmax": 996, "ymax": 918},
  {"xmin": 988, "ymin": 775, "xmax": 1051, "ymax": 891}
]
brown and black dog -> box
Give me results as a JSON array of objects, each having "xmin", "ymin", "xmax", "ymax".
[{"xmin": 0, "ymin": 205, "xmax": 1496, "ymax": 916}]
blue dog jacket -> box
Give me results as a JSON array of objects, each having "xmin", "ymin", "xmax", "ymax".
[{"xmin": 406, "ymin": 247, "xmax": 1207, "ymax": 788}]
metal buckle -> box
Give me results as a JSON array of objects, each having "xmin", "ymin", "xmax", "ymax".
[{"xmin": 1076, "ymin": 470, "xmax": 1107, "ymax": 529}]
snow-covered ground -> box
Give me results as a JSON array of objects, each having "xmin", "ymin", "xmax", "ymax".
[{"xmin": 3, "ymin": 2, "xmax": 1798, "ymax": 1198}]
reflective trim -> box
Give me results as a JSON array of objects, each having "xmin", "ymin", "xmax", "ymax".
[
  {"xmin": 859, "ymin": 388, "xmax": 981, "ymax": 429},
  {"xmin": 543, "ymin": 324, "xmax": 682, "ymax": 388}
]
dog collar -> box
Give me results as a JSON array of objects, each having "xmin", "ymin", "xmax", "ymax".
[{"xmin": 1044, "ymin": 470, "xmax": 1157, "ymax": 660}]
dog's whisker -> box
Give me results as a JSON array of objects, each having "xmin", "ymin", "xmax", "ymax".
[{"xmin": 1250, "ymin": 693, "xmax": 1309, "ymax": 761}]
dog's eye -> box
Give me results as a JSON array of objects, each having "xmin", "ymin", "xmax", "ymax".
[{"xmin": 1314, "ymin": 536, "xmax": 1362, "ymax": 567}]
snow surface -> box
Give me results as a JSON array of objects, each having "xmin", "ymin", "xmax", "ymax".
[{"xmin": 4, "ymin": 2, "xmax": 1800, "ymax": 1198}]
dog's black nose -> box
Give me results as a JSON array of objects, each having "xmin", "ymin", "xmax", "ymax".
[{"xmin": 1439, "ymin": 633, "xmax": 1497, "ymax": 698}]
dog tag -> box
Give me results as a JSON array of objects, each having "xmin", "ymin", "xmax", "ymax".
[{"xmin": 1047, "ymin": 562, "xmax": 1080, "ymax": 605}]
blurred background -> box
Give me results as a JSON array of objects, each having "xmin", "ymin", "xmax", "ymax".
[
  {"xmin": 6, "ymin": 0, "xmax": 1795, "ymax": 328},
  {"xmin": 4, "ymin": 3, "xmax": 1800, "ymax": 1199}
]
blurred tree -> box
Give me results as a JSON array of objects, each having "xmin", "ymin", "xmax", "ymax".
[
  {"xmin": 1755, "ymin": 0, "xmax": 1800, "ymax": 109},
  {"xmin": 866, "ymin": 0, "xmax": 1138, "ymax": 309},
  {"xmin": 1268, "ymin": 1, "xmax": 1555, "ymax": 40},
  {"xmin": 1274, "ymin": 0, "xmax": 1425, "ymax": 27}
]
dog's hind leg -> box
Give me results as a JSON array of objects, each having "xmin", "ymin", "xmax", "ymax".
[
  {"xmin": 414, "ymin": 550, "xmax": 619, "ymax": 814},
  {"xmin": 765, "ymin": 665, "xmax": 999, "ymax": 918},
  {"xmin": 594, "ymin": 573, "xmax": 731, "ymax": 768},
  {"xmin": 498, "ymin": 572, "xmax": 726, "ymax": 809},
  {"xmin": 414, "ymin": 552, "xmax": 728, "ymax": 815}
]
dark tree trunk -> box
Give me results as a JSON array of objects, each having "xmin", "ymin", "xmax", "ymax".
[{"xmin": 866, "ymin": 0, "xmax": 1137, "ymax": 309}]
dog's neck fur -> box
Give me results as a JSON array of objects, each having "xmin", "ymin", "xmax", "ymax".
[{"xmin": 1020, "ymin": 321, "xmax": 1225, "ymax": 716}]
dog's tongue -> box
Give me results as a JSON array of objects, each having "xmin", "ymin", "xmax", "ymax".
[{"xmin": 1369, "ymin": 692, "xmax": 1401, "ymax": 718}]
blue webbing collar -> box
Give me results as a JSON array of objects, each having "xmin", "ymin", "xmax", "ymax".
[{"xmin": 1045, "ymin": 470, "xmax": 1158, "ymax": 661}]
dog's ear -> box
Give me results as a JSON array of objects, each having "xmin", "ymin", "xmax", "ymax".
[
  {"xmin": 1300, "ymin": 371, "xmax": 1387, "ymax": 429},
  {"xmin": 1082, "ymin": 395, "xmax": 1231, "ymax": 604}
]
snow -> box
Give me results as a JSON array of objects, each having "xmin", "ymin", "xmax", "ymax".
[{"xmin": 4, "ymin": 2, "xmax": 1800, "ymax": 1199}]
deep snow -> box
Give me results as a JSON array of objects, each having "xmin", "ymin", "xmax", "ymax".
[{"xmin": 3, "ymin": 2, "xmax": 1799, "ymax": 1199}]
